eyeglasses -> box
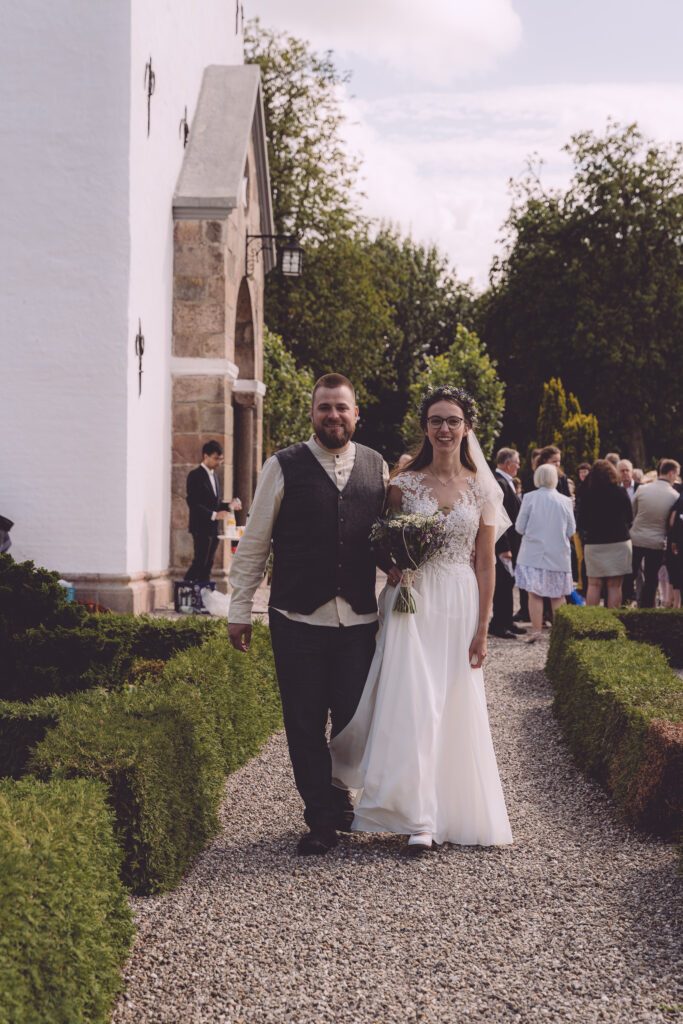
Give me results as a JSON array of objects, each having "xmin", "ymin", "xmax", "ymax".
[{"xmin": 426, "ymin": 416, "xmax": 464, "ymax": 430}]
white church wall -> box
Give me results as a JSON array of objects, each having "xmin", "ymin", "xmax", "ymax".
[
  {"xmin": 125, "ymin": 0, "xmax": 244, "ymax": 577},
  {"xmin": 0, "ymin": 2, "xmax": 132, "ymax": 574}
]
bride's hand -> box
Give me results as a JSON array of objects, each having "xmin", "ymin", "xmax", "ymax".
[
  {"xmin": 386, "ymin": 566, "xmax": 403, "ymax": 587},
  {"xmin": 469, "ymin": 628, "xmax": 488, "ymax": 668}
]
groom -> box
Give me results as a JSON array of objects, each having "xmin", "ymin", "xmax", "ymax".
[{"xmin": 228, "ymin": 373, "xmax": 390, "ymax": 855}]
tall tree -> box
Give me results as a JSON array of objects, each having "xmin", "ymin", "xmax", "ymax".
[
  {"xmin": 402, "ymin": 326, "xmax": 505, "ymax": 459},
  {"xmin": 536, "ymin": 378, "xmax": 568, "ymax": 447},
  {"xmin": 262, "ymin": 329, "xmax": 315, "ymax": 457},
  {"xmin": 480, "ymin": 122, "xmax": 683, "ymax": 465},
  {"xmin": 356, "ymin": 228, "xmax": 475, "ymax": 460}
]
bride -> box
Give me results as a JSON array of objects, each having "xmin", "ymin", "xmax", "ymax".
[{"xmin": 330, "ymin": 385, "xmax": 513, "ymax": 855}]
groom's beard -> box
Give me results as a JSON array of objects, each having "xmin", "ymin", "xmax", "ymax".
[{"xmin": 315, "ymin": 421, "xmax": 355, "ymax": 449}]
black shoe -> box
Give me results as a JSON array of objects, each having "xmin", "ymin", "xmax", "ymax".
[
  {"xmin": 512, "ymin": 611, "xmax": 530, "ymax": 623},
  {"xmin": 509, "ymin": 624, "xmax": 527, "ymax": 635},
  {"xmin": 488, "ymin": 628, "xmax": 519, "ymax": 639},
  {"xmin": 297, "ymin": 827, "xmax": 339, "ymax": 856},
  {"xmin": 331, "ymin": 810, "xmax": 355, "ymax": 833}
]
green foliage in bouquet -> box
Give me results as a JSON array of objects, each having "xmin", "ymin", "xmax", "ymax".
[{"xmin": 370, "ymin": 513, "xmax": 447, "ymax": 613}]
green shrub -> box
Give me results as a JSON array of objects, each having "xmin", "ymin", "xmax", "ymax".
[
  {"xmin": 0, "ymin": 694, "xmax": 67, "ymax": 779},
  {"xmin": 0, "ymin": 554, "xmax": 85, "ymax": 640},
  {"xmin": 551, "ymin": 638, "xmax": 682, "ymax": 837},
  {"xmin": 162, "ymin": 623, "xmax": 281, "ymax": 772},
  {"xmin": 92, "ymin": 613, "xmax": 223, "ymax": 660},
  {"xmin": 617, "ymin": 608, "xmax": 683, "ymax": 668},
  {"xmin": 545, "ymin": 605, "xmax": 626, "ymax": 680},
  {"xmin": 2, "ymin": 624, "xmax": 134, "ymax": 702},
  {"xmin": 30, "ymin": 682, "xmax": 225, "ymax": 895},
  {"xmin": 0, "ymin": 777, "xmax": 133, "ymax": 1024}
]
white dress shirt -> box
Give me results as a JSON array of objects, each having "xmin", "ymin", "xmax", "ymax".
[{"xmin": 229, "ymin": 437, "xmax": 389, "ymax": 626}]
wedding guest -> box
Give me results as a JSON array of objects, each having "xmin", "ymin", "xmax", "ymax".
[
  {"xmin": 630, "ymin": 459, "xmax": 680, "ymax": 607},
  {"xmin": 618, "ymin": 459, "xmax": 639, "ymax": 602},
  {"xmin": 618, "ymin": 459, "xmax": 639, "ymax": 504},
  {"xmin": 604, "ymin": 452, "xmax": 620, "ymax": 469},
  {"xmin": 184, "ymin": 441, "xmax": 241, "ymax": 582},
  {"xmin": 394, "ymin": 453, "xmax": 413, "ymax": 472},
  {"xmin": 632, "ymin": 468, "xmax": 644, "ymax": 485},
  {"xmin": 514, "ymin": 447, "xmax": 541, "ymax": 623},
  {"xmin": 576, "ymin": 463, "xmax": 592, "ymax": 486},
  {"xmin": 490, "ymin": 448, "xmax": 525, "ymax": 639},
  {"xmin": 515, "ymin": 464, "xmax": 576, "ymax": 643},
  {"xmin": 576, "ymin": 459, "xmax": 633, "ymax": 608},
  {"xmin": 536, "ymin": 446, "xmax": 571, "ymax": 497},
  {"xmin": 667, "ymin": 493, "xmax": 683, "ymax": 608}
]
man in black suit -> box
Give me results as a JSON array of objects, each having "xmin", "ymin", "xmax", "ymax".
[
  {"xmin": 184, "ymin": 440, "xmax": 239, "ymax": 581},
  {"xmin": 490, "ymin": 448, "xmax": 525, "ymax": 639}
]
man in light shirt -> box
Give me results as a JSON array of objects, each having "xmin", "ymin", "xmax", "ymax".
[
  {"xmin": 630, "ymin": 459, "xmax": 680, "ymax": 607},
  {"xmin": 228, "ymin": 374, "xmax": 392, "ymax": 856},
  {"xmin": 618, "ymin": 459, "xmax": 639, "ymax": 504}
]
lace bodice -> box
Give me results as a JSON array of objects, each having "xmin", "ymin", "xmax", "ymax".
[{"xmin": 394, "ymin": 472, "xmax": 485, "ymax": 567}]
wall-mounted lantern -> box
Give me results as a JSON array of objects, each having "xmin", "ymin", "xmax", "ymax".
[{"xmin": 245, "ymin": 234, "xmax": 304, "ymax": 278}]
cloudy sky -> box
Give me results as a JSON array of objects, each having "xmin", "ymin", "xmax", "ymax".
[{"xmin": 249, "ymin": 0, "xmax": 683, "ymax": 289}]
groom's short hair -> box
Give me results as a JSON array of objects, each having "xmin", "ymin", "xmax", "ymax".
[{"xmin": 312, "ymin": 373, "xmax": 356, "ymax": 403}]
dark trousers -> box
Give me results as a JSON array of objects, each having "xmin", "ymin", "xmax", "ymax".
[
  {"xmin": 516, "ymin": 588, "xmax": 529, "ymax": 619},
  {"xmin": 269, "ymin": 608, "xmax": 377, "ymax": 829},
  {"xmin": 491, "ymin": 558, "xmax": 514, "ymax": 632},
  {"xmin": 184, "ymin": 531, "xmax": 219, "ymax": 581},
  {"xmin": 632, "ymin": 547, "xmax": 663, "ymax": 608}
]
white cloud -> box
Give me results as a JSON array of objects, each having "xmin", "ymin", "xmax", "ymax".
[
  {"xmin": 249, "ymin": 0, "xmax": 522, "ymax": 85},
  {"xmin": 342, "ymin": 82, "xmax": 683, "ymax": 288}
]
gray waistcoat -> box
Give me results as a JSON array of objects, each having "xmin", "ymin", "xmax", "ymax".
[{"xmin": 269, "ymin": 443, "xmax": 385, "ymax": 616}]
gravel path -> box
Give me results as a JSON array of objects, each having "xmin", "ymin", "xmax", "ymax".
[{"xmin": 113, "ymin": 635, "xmax": 682, "ymax": 1024}]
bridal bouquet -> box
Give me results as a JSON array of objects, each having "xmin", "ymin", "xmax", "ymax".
[{"xmin": 370, "ymin": 512, "xmax": 447, "ymax": 613}]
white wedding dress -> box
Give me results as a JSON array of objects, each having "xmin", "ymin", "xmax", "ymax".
[{"xmin": 330, "ymin": 472, "xmax": 513, "ymax": 847}]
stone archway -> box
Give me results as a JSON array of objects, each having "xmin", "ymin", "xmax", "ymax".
[{"xmin": 231, "ymin": 278, "xmax": 263, "ymax": 523}]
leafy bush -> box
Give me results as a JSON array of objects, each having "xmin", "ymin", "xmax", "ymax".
[
  {"xmin": 0, "ymin": 694, "xmax": 67, "ymax": 779},
  {"xmin": 30, "ymin": 682, "xmax": 225, "ymax": 895},
  {"xmin": 550, "ymin": 638, "xmax": 682, "ymax": 837},
  {"xmin": 162, "ymin": 623, "xmax": 281, "ymax": 772},
  {"xmin": 3, "ymin": 624, "xmax": 134, "ymax": 702},
  {"xmin": 545, "ymin": 604, "xmax": 626, "ymax": 679},
  {"xmin": 617, "ymin": 608, "xmax": 683, "ymax": 668},
  {"xmin": 92, "ymin": 613, "xmax": 223, "ymax": 660},
  {"xmin": 0, "ymin": 777, "xmax": 133, "ymax": 1024},
  {"xmin": 30, "ymin": 628, "xmax": 280, "ymax": 894},
  {"xmin": 0, "ymin": 554, "xmax": 85, "ymax": 641}
]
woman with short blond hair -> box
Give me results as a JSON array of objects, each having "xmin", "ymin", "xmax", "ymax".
[{"xmin": 515, "ymin": 464, "xmax": 576, "ymax": 642}]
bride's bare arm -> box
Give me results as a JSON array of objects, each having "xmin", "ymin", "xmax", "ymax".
[{"xmin": 470, "ymin": 521, "xmax": 496, "ymax": 666}]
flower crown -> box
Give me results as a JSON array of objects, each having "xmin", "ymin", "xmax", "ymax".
[{"xmin": 419, "ymin": 384, "xmax": 478, "ymax": 425}]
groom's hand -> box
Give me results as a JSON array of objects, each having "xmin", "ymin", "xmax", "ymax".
[{"xmin": 228, "ymin": 622, "xmax": 252, "ymax": 652}]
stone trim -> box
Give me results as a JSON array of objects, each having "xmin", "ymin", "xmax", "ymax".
[
  {"xmin": 66, "ymin": 572, "xmax": 172, "ymax": 614},
  {"xmin": 171, "ymin": 357, "xmax": 239, "ymax": 378},
  {"xmin": 233, "ymin": 378, "xmax": 266, "ymax": 396}
]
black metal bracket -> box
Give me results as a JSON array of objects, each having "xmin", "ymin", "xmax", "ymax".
[
  {"xmin": 144, "ymin": 58, "xmax": 155, "ymax": 137},
  {"xmin": 179, "ymin": 106, "xmax": 189, "ymax": 148},
  {"xmin": 135, "ymin": 319, "xmax": 145, "ymax": 396},
  {"xmin": 246, "ymin": 234, "xmax": 303, "ymax": 277}
]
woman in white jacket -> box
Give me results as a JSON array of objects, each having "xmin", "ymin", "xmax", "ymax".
[{"xmin": 515, "ymin": 463, "xmax": 576, "ymax": 642}]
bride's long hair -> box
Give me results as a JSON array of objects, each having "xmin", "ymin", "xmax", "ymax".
[{"xmin": 393, "ymin": 385, "xmax": 478, "ymax": 478}]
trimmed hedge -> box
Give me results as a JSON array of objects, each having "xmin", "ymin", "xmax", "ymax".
[
  {"xmin": 549, "ymin": 635, "xmax": 682, "ymax": 837},
  {"xmin": 0, "ymin": 694, "xmax": 67, "ymax": 779},
  {"xmin": 30, "ymin": 682, "xmax": 225, "ymax": 895},
  {"xmin": 93, "ymin": 614, "xmax": 223, "ymax": 661},
  {"xmin": 162, "ymin": 623, "xmax": 281, "ymax": 772},
  {"xmin": 30, "ymin": 627, "xmax": 281, "ymax": 894},
  {"xmin": 617, "ymin": 608, "xmax": 683, "ymax": 668},
  {"xmin": 545, "ymin": 605, "xmax": 626, "ymax": 679},
  {"xmin": 0, "ymin": 777, "xmax": 133, "ymax": 1024}
]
